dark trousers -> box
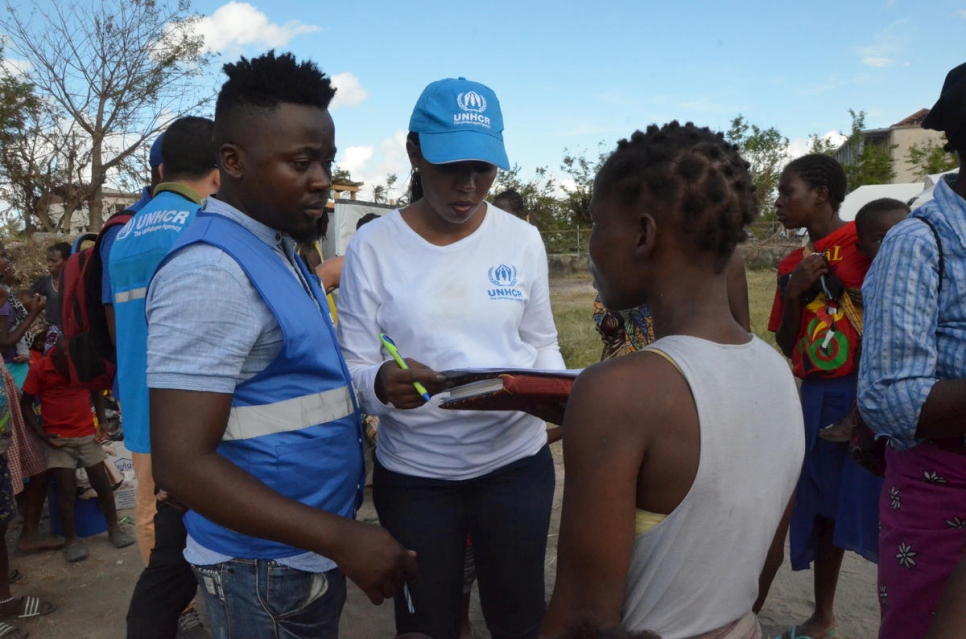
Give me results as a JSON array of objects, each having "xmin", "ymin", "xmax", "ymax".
[
  {"xmin": 126, "ymin": 500, "xmax": 198, "ymax": 639},
  {"xmin": 373, "ymin": 445, "xmax": 555, "ymax": 639}
]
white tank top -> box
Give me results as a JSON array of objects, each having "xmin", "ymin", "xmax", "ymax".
[{"xmin": 622, "ymin": 335, "xmax": 804, "ymax": 638}]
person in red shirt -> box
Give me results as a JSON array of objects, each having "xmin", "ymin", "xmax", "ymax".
[
  {"xmin": 20, "ymin": 329, "xmax": 134, "ymax": 563},
  {"xmin": 767, "ymin": 154, "xmax": 883, "ymax": 639}
]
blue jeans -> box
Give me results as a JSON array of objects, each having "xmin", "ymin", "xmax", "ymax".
[
  {"xmin": 191, "ymin": 560, "xmax": 346, "ymax": 639},
  {"xmin": 373, "ymin": 445, "xmax": 555, "ymax": 639}
]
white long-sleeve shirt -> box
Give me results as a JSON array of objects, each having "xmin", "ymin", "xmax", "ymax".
[{"xmin": 337, "ymin": 204, "xmax": 565, "ymax": 480}]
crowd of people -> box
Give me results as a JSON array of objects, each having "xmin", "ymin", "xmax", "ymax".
[{"xmin": 0, "ymin": 50, "xmax": 962, "ymax": 639}]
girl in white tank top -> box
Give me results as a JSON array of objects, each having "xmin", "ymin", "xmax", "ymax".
[{"xmin": 541, "ymin": 122, "xmax": 804, "ymax": 639}]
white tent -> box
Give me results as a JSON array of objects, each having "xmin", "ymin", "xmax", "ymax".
[
  {"xmin": 839, "ymin": 182, "xmax": 925, "ymax": 222},
  {"xmin": 320, "ymin": 200, "xmax": 393, "ymax": 259},
  {"xmin": 908, "ymin": 169, "xmax": 959, "ymax": 210}
]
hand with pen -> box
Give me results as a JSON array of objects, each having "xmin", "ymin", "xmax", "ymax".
[{"xmin": 376, "ymin": 334, "xmax": 448, "ymax": 409}]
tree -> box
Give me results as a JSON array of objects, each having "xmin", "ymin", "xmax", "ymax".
[
  {"xmin": 806, "ymin": 134, "xmax": 839, "ymax": 156},
  {"xmin": 370, "ymin": 184, "xmax": 386, "ymax": 204},
  {"xmin": 2, "ymin": 0, "xmax": 212, "ymax": 230},
  {"xmin": 384, "ymin": 173, "xmax": 399, "ymax": 204},
  {"xmin": 0, "ymin": 80, "xmax": 91, "ymax": 233},
  {"xmin": 558, "ymin": 146, "xmax": 608, "ymax": 227},
  {"xmin": 725, "ymin": 115, "xmax": 788, "ymax": 219},
  {"xmin": 839, "ymin": 110, "xmax": 896, "ymax": 190},
  {"xmin": 491, "ymin": 163, "xmax": 561, "ymax": 231},
  {"xmin": 905, "ymin": 136, "xmax": 959, "ymax": 179}
]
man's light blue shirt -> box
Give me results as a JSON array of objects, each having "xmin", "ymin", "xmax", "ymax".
[
  {"xmin": 145, "ymin": 196, "xmax": 332, "ymax": 572},
  {"xmin": 859, "ymin": 177, "xmax": 966, "ymax": 450}
]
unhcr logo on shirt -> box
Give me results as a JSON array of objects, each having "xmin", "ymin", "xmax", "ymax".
[
  {"xmin": 487, "ymin": 264, "xmax": 523, "ymax": 301},
  {"xmin": 454, "ymin": 91, "xmax": 491, "ymax": 128},
  {"xmin": 118, "ymin": 209, "xmax": 193, "ymax": 240}
]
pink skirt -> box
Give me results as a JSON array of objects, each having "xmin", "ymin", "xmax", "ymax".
[{"xmin": 878, "ymin": 442, "xmax": 966, "ymax": 639}]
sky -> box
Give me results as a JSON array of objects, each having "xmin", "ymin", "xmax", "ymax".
[{"xmin": 8, "ymin": 0, "xmax": 966, "ymax": 200}]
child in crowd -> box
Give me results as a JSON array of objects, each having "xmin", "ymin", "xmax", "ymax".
[
  {"xmin": 543, "ymin": 122, "xmax": 803, "ymax": 639},
  {"xmin": 818, "ymin": 198, "xmax": 909, "ymax": 443},
  {"xmin": 20, "ymin": 329, "xmax": 134, "ymax": 563},
  {"xmin": 854, "ymin": 198, "xmax": 911, "ymax": 261},
  {"xmin": 30, "ymin": 242, "xmax": 70, "ymax": 328}
]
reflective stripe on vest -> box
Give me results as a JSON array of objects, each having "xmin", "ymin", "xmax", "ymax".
[
  {"xmin": 114, "ymin": 287, "xmax": 147, "ymax": 304},
  {"xmin": 224, "ymin": 385, "xmax": 354, "ymax": 441}
]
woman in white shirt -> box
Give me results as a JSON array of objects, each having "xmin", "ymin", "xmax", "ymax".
[{"xmin": 337, "ymin": 77, "xmax": 565, "ymax": 639}]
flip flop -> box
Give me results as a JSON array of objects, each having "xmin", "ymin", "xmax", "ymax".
[
  {"xmin": 0, "ymin": 622, "xmax": 27, "ymax": 638},
  {"xmin": 0, "ymin": 596, "xmax": 55, "ymax": 620}
]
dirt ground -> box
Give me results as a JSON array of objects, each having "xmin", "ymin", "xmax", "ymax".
[{"xmin": 5, "ymin": 441, "xmax": 880, "ymax": 639}]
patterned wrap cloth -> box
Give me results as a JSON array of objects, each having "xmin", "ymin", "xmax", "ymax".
[
  {"xmin": 877, "ymin": 443, "xmax": 966, "ymax": 639},
  {"xmin": 0, "ymin": 355, "xmax": 48, "ymax": 495},
  {"xmin": 591, "ymin": 295, "xmax": 655, "ymax": 361}
]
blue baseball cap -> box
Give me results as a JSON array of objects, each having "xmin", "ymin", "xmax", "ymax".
[
  {"xmin": 149, "ymin": 133, "xmax": 165, "ymax": 169},
  {"xmin": 408, "ymin": 77, "xmax": 509, "ymax": 170}
]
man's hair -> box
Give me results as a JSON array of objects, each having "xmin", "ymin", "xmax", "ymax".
[
  {"xmin": 595, "ymin": 121, "xmax": 758, "ymax": 272},
  {"xmin": 356, "ymin": 213, "xmax": 380, "ymax": 229},
  {"xmin": 214, "ymin": 50, "xmax": 336, "ymax": 145},
  {"xmin": 855, "ymin": 197, "xmax": 910, "ymax": 237},
  {"xmin": 783, "ymin": 154, "xmax": 848, "ymax": 212},
  {"xmin": 160, "ymin": 116, "xmax": 217, "ymax": 182},
  {"xmin": 494, "ymin": 189, "xmax": 525, "ymax": 216},
  {"xmin": 47, "ymin": 242, "xmax": 71, "ymax": 261}
]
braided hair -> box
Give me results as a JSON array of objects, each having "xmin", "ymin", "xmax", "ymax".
[
  {"xmin": 595, "ymin": 121, "xmax": 758, "ymax": 271},
  {"xmin": 782, "ymin": 154, "xmax": 847, "ymax": 212}
]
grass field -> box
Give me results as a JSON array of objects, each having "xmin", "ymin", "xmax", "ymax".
[{"xmin": 549, "ymin": 269, "xmax": 779, "ymax": 370}]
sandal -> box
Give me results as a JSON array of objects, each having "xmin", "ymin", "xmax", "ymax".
[
  {"xmin": 0, "ymin": 622, "xmax": 27, "ymax": 638},
  {"xmin": 0, "ymin": 596, "xmax": 54, "ymax": 620},
  {"xmin": 818, "ymin": 415, "xmax": 853, "ymax": 444}
]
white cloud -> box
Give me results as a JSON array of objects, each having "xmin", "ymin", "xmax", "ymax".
[
  {"xmin": 786, "ymin": 130, "xmax": 847, "ymax": 160},
  {"xmin": 338, "ymin": 145, "xmax": 374, "ymax": 177},
  {"xmin": 0, "ymin": 58, "xmax": 32, "ymax": 76},
  {"xmin": 856, "ymin": 20, "xmax": 910, "ymax": 69},
  {"xmin": 195, "ymin": 2, "xmax": 320, "ymax": 54},
  {"xmin": 861, "ymin": 56, "xmax": 892, "ymax": 68},
  {"xmin": 335, "ymin": 130, "xmax": 412, "ymax": 202},
  {"xmin": 330, "ymin": 72, "xmax": 369, "ymax": 109},
  {"xmin": 957, "ymin": 9, "xmax": 966, "ymax": 18}
]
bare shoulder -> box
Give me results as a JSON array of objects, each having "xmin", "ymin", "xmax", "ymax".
[{"xmin": 565, "ymin": 351, "xmax": 691, "ymax": 444}]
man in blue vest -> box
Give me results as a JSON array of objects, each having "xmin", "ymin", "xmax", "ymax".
[
  {"xmin": 146, "ymin": 51, "xmax": 418, "ymax": 638},
  {"xmin": 110, "ymin": 116, "xmax": 219, "ymax": 639}
]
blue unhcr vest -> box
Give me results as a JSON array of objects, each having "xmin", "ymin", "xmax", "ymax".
[
  {"xmin": 109, "ymin": 185, "xmax": 203, "ymax": 454},
  {"xmin": 159, "ymin": 212, "xmax": 365, "ymax": 559}
]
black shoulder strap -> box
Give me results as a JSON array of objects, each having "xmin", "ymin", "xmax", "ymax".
[{"xmin": 919, "ymin": 217, "xmax": 944, "ymax": 296}]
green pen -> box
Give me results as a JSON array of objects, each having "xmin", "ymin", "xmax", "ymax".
[{"xmin": 380, "ymin": 333, "xmax": 431, "ymax": 402}]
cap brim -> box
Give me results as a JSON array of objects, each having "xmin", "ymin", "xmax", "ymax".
[
  {"xmin": 921, "ymin": 106, "xmax": 942, "ymax": 131},
  {"xmin": 418, "ymin": 131, "xmax": 509, "ymax": 170}
]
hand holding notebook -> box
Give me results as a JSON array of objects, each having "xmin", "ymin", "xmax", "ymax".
[{"xmin": 438, "ymin": 368, "xmax": 581, "ymax": 423}]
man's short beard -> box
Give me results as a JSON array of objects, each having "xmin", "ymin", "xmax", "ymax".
[{"xmin": 292, "ymin": 212, "xmax": 329, "ymax": 244}]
